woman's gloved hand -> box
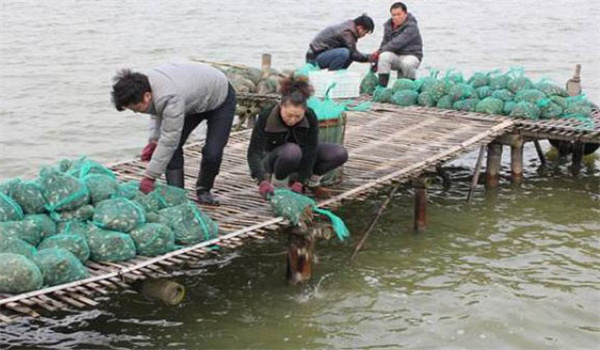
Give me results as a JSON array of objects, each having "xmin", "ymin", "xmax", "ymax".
[{"xmin": 258, "ymin": 180, "xmax": 275, "ymax": 200}]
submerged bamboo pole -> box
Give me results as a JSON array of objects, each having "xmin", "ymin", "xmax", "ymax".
[
  {"xmin": 413, "ymin": 177, "xmax": 427, "ymax": 234},
  {"xmin": 485, "ymin": 143, "xmax": 503, "ymax": 189},
  {"xmin": 511, "ymin": 135, "xmax": 524, "ymax": 184}
]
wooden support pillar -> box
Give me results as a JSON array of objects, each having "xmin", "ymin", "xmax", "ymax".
[
  {"xmin": 510, "ymin": 135, "xmax": 524, "ymax": 184},
  {"xmin": 467, "ymin": 145, "xmax": 486, "ymax": 205},
  {"xmin": 286, "ymin": 226, "xmax": 314, "ymax": 285},
  {"xmin": 413, "ymin": 177, "xmax": 427, "ymax": 234},
  {"xmin": 485, "ymin": 143, "xmax": 503, "ymax": 189},
  {"xmin": 570, "ymin": 141, "xmax": 583, "ymax": 175},
  {"xmin": 261, "ymin": 53, "xmax": 272, "ymax": 75},
  {"xmin": 533, "ymin": 139, "xmax": 547, "ymax": 166}
]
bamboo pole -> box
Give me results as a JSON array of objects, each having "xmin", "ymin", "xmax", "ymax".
[
  {"xmin": 485, "ymin": 143, "xmax": 503, "ymax": 189},
  {"xmin": 467, "ymin": 145, "xmax": 486, "ymax": 205},
  {"xmin": 533, "ymin": 139, "xmax": 547, "ymax": 166},
  {"xmin": 413, "ymin": 178, "xmax": 427, "ymax": 234},
  {"xmin": 511, "ymin": 135, "xmax": 524, "ymax": 184}
]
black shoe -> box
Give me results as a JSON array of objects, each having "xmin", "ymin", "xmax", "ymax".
[
  {"xmin": 378, "ymin": 73, "xmax": 390, "ymax": 88},
  {"xmin": 197, "ymin": 189, "xmax": 220, "ymax": 206}
]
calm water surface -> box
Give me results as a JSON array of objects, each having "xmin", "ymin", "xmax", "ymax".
[{"xmin": 0, "ymin": 1, "xmax": 599, "ymax": 349}]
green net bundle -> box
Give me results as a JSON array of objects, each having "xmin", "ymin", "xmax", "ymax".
[
  {"xmin": 453, "ymin": 98, "xmax": 480, "ymax": 112},
  {"xmin": 509, "ymin": 101, "xmax": 541, "ymax": 120},
  {"xmin": 86, "ymin": 228, "xmax": 137, "ymax": 262},
  {"xmin": 491, "ymin": 89, "xmax": 515, "ymax": 102},
  {"xmin": 8, "ymin": 179, "xmax": 47, "ymax": 214},
  {"xmin": 51, "ymin": 204, "xmax": 94, "ymax": 223},
  {"xmin": 129, "ymin": 223, "xmax": 176, "ymax": 256},
  {"xmin": 476, "ymin": 97, "xmax": 504, "ymax": 115},
  {"xmin": 563, "ymin": 96, "xmax": 593, "ymax": 118},
  {"xmin": 489, "ymin": 73, "xmax": 512, "ymax": 90},
  {"xmin": 0, "ymin": 179, "xmax": 18, "ymax": 196},
  {"xmin": 507, "ymin": 76, "xmax": 533, "ymax": 94},
  {"xmin": 24, "ymin": 214, "xmax": 57, "ymax": 239},
  {"xmin": 436, "ymin": 95, "xmax": 454, "ymax": 109},
  {"xmin": 113, "ymin": 181, "xmax": 142, "ymax": 200},
  {"xmin": 268, "ymin": 189, "xmax": 349, "ymax": 241},
  {"xmin": 0, "ymin": 192, "xmax": 24, "ymax": 222},
  {"xmin": 37, "ymin": 234, "xmax": 90, "ymax": 263},
  {"xmin": 550, "ymin": 95, "xmax": 568, "ymax": 109},
  {"xmin": 538, "ymin": 100, "xmax": 563, "ymax": 119},
  {"xmin": 38, "ymin": 167, "xmax": 89, "ymax": 212},
  {"xmin": 256, "ymin": 78, "xmax": 280, "ymax": 95},
  {"xmin": 226, "ymin": 66, "xmax": 282, "ymax": 94},
  {"xmin": 0, "ymin": 253, "xmax": 43, "ymax": 293},
  {"xmin": 32, "ymin": 248, "xmax": 89, "ymax": 286},
  {"xmin": 372, "ymin": 86, "xmax": 394, "ymax": 103},
  {"xmin": 67, "ymin": 157, "xmax": 115, "ymax": 179},
  {"xmin": 294, "ymin": 63, "xmax": 320, "ymax": 79},
  {"xmin": 0, "ymin": 233, "xmax": 37, "ymax": 259},
  {"xmin": 151, "ymin": 184, "xmax": 189, "ymax": 209},
  {"xmin": 467, "ymin": 72, "xmax": 491, "ymax": 88},
  {"xmin": 448, "ymin": 83, "xmax": 475, "ymax": 101},
  {"xmin": 84, "ymin": 174, "xmax": 118, "ymax": 204},
  {"xmin": 145, "ymin": 212, "xmax": 161, "ymax": 223},
  {"xmin": 391, "ymin": 90, "xmax": 419, "ymax": 106},
  {"xmin": 502, "ymin": 101, "xmax": 517, "ymax": 115},
  {"xmin": 360, "ymin": 70, "xmax": 379, "ymax": 94},
  {"xmin": 416, "ymin": 70, "xmax": 440, "ymax": 93},
  {"xmin": 93, "ymin": 197, "xmax": 145, "ymax": 233},
  {"xmin": 0, "ymin": 220, "xmax": 43, "ymax": 246},
  {"xmin": 476, "ymin": 86, "xmax": 493, "ymax": 99},
  {"xmin": 417, "ymin": 91, "xmax": 436, "ymax": 107},
  {"xmin": 422, "ymin": 79, "xmax": 450, "ymax": 101},
  {"xmin": 392, "ymin": 78, "xmax": 416, "ymax": 92},
  {"xmin": 535, "ymin": 82, "xmax": 569, "ymax": 97},
  {"xmin": 57, "ymin": 220, "xmax": 93, "ymax": 236},
  {"xmin": 514, "ymin": 89, "xmax": 547, "ymax": 104},
  {"xmin": 158, "ymin": 203, "xmax": 219, "ymax": 245},
  {"xmin": 307, "ymin": 96, "xmax": 347, "ymax": 120}
]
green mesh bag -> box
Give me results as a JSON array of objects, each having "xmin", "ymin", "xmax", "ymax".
[
  {"xmin": 39, "ymin": 167, "xmax": 89, "ymax": 212},
  {"xmin": 294, "ymin": 63, "xmax": 319, "ymax": 79},
  {"xmin": 502, "ymin": 101, "xmax": 517, "ymax": 115},
  {"xmin": 0, "ymin": 179, "xmax": 19, "ymax": 196},
  {"xmin": 67, "ymin": 157, "xmax": 115, "ymax": 179},
  {"xmin": 84, "ymin": 174, "xmax": 118, "ymax": 204},
  {"xmin": 535, "ymin": 82, "xmax": 569, "ymax": 97},
  {"xmin": 268, "ymin": 189, "xmax": 349, "ymax": 241},
  {"xmin": 33, "ymin": 248, "xmax": 89, "ymax": 286},
  {"xmin": 0, "ymin": 221, "xmax": 43, "ymax": 246},
  {"xmin": 507, "ymin": 76, "xmax": 533, "ymax": 93},
  {"xmin": 151, "ymin": 184, "xmax": 189, "ymax": 209},
  {"xmin": 93, "ymin": 197, "xmax": 145, "ymax": 233},
  {"xmin": 0, "ymin": 253, "xmax": 43, "ymax": 293},
  {"xmin": 476, "ymin": 86, "xmax": 493, "ymax": 99},
  {"xmin": 50, "ymin": 204, "xmax": 94, "ymax": 223},
  {"xmin": 510, "ymin": 101, "xmax": 541, "ymax": 120},
  {"xmin": 159, "ymin": 203, "xmax": 219, "ymax": 245},
  {"xmin": 113, "ymin": 182, "xmax": 161, "ymax": 213},
  {"xmin": 550, "ymin": 95, "xmax": 568, "ymax": 109},
  {"xmin": 563, "ymin": 96, "xmax": 593, "ymax": 118},
  {"xmin": 9, "ymin": 179, "xmax": 47, "ymax": 214},
  {"xmin": 417, "ymin": 91, "xmax": 436, "ymax": 107},
  {"xmin": 243, "ymin": 67, "xmax": 263, "ymax": 85},
  {"xmin": 360, "ymin": 70, "xmax": 379, "ymax": 94},
  {"xmin": 444, "ymin": 70, "xmax": 464, "ymax": 84},
  {"xmin": 145, "ymin": 212, "xmax": 161, "ymax": 223},
  {"xmin": 489, "ymin": 74, "xmax": 511, "ymax": 90},
  {"xmin": 0, "ymin": 192, "xmax": 24, "ymax": 222},
  {"xmin": 453, "ymin": 98, "xmax": 480, "ymax": 112},
  {"xmin": 391, "ymin": 90, "xmax": 418, "ymax": 106},
  {"xmin": 467, "ymin": 72, "xmax": 491, "ymax": 88},
  {"xmin": 57, "ymin": 220, "xmax": 93, "ymax": 236},
  {"xmin": 24, "ymin": 214, "xmax": 57, "ymax": 239},
  {"xmin": 372, "ymin": 87, "xmax": 394, "ymax": 103},
  {"xmin": 447, "ymin": 83, "xmax": 475, "ymax": 101},
  {"xmin": 307, "ymin": 96, "xmax": 346, "ymax": 120},
  {"xmin": 392, "ymin": 78, "xmax": 416, "ymax": 92},
  {"xmin": 491, "ymin": 89, "xmax": 515, "ymax": 102},
  {"xmin": 256, "ymin": 77, "xmax": 280, "ymax": 95},
  {"xmin": 423, "ymin": 79, "xmax": 451, "ymax": 101},
  {"xmin": 538, "ymin": 99, "xmax": 563, "ymax": 119},
  {"xmin": 129, "ymin": 223, "xmax": 176, "ymax": 256},
  {"xmin": 0, "ymin": 233, "xmax": 37, "ymax": 259},
  {"xmin": 37, "ymin": 234, "xmax": 90, "ymax": 263},
  {"xmin": 113, "ymin": 181, "xmax": 142, "ymax": 200},
  {"xmin": 514, "ymin": 89, "xmax": 547, "ymax": 104},
  {"xmin": 55, "ymin": 159, "xmax": 73, "ymax": 173},
  {"xmin": 476, "ymin": 97, "xmax": 504, "ymax": 115},
  {"xmin": 436, "ymin": 95, "xmax": 453, "ymax": 109},
  {"xmin": 86, "ymin": 228, "xmax": 137, "ymax": 262}
]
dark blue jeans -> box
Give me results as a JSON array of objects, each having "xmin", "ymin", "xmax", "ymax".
[
  {"xmin": 315, "ymin": 48, "xmax": 352, "ymax": 71},
  {"xmin": 167, "ymin": 84, "xmax": 236, "ymax": 190}
]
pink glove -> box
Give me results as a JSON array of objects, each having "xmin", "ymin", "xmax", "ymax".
[
  {"xmin": 140, "ymin": 142, "xmax": 157, "ymax": 162},
  {"xmin": 139, "ymin": 177, "xmax": 156, "ymax": 194},
  {"xmin": 258, "ymin": 180, "xmax": 275, "ymax": 199},
  {"xmin": 369, "ymin": 50, "xmax": 380, "ymax": 63},
  {"xmin": 289, "ymin": 181, "xmax": 303, "ymax": 194}
]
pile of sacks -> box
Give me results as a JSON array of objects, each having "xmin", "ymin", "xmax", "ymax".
[
  {"xmin": 361, "ymin": 68, "xmax": 595, "ymax": 124},
  {"xmin": 223, "ymin": 66, "xmax": 287, "ymax": 95},
  {"xmin": 0, "ymin": 157, "xmax": 218, "ymax": 294}
]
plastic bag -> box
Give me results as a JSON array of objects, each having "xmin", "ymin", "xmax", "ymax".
[
  {"xmin": 38, "ymin": 234, "xmax": 90, "ymax": 263},
  {"xmin": 129, "ymin": 223, "xmax": 176, "ymax": 256},
  {"xmin": 93, "ymin": 197, "xmax": 146, "ymax": 232},
  {"xmin": 33, "ymin": 248, "xmax": 89, "ymax": 286},
  {"xmin": 0, "ymin": 253, "xmax": 43, "ymax": 293}
]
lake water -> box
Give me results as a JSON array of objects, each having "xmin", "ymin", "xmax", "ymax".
[{"xmin": 0, "ymin": 1, "xmax": 599, "ymax": 349}]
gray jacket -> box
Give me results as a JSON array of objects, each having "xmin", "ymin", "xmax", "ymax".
[
  {"xmin": 379, "ymin": 14, "xmax": 423, "ymax": 60},
  {"xmin": 144, "ymin": 63, "xmax": 229, "ymax": 179},
  {"xmin": 308, "ymin": 20, "xmax": 369, "ymax": 62}
]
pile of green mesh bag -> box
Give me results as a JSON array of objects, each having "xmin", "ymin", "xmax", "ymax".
[
  {"xmin": 360, "ymin": 68, "xmax": 596, "ymax": 126},
  {"xmin": 0, "ymin": 157, "xmax": 219, "ymax": 294},
  {"xmin": 222, "ymin": 66, "xmax": 288, "ymax": 95}
]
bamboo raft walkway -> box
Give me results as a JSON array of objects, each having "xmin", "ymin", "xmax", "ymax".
[{"xmin": 1, "ymin": 102, "xmax": 598, "ymax": 323}]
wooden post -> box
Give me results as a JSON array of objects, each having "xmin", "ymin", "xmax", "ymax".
[
  {"xmin": 485, "ymin": 143, "xmax": 503, "ymax": 189},
  {"xmin": 261, "ymin": 53, "xmax": 272, "ymax": 75},
  {"xmin": 566, "ymin": 64, "xmax": 582, "ymax": 96},
  {"xmin": 533, "ymin": 139, "xmax": 547, "ymax": 166},
  {"xmin": 286, "ymin": 226, "xmax": 314, "ymax": 285},
  {"xmin": 510, "ymin": 135, "xmax": 524, "ymax": 184},
  {"xmin": 570, "ymin": 141, "xmax": 583, "ymax": 175},
  {"xmin": 413, "ymin": 177, "xmax": 427, "ymax": 234},
  {"xmin": 467, "ymin": 145, "xmax": 486, "ymax": 205}
]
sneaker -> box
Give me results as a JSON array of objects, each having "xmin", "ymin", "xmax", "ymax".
[
  {"xmin": 308, "ymin": 186, "xmax": 331, "ymax": 199},
  {"xmin": 197, "ymin": 189, "xmax": 220, "ymax": 206}
]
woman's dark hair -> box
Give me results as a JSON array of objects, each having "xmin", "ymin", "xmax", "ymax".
[
  {"xmin": 111, "ymin": 69, "xmax": 151, "ymax": 111},
  {"xmin": 390, "ymin": 2, "xmax": 407, "ymax": 12},
  {"xmin": 353, "ymin": 14, "xmax": 375, "ymax": 33},
  {"xmin": 280, "ymin": 75, "xmax": 313, "ymax": 107}
]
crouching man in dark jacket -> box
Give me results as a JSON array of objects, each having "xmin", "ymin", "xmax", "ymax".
[
  {"xmin": 306, "ymin": 14, "xmax": 376, "ymax": 71},
  {"xmin": 371, "ymin": 2, "xmax": 423, "ymax": 87},
  {"xmin": 111, "ymin": 63, "xmax": 236, "ymax": 205},
  {"xmin": 247, "ymin": 76, "xmax": 348, "ymax": 200}
]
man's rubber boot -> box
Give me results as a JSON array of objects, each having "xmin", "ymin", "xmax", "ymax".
[
  {"xmin": 378, "ymin": 73, "xmax": 390, "ymax": 88},
  {"xmin": 165, "ymin": 169, "xmax": 185, "ymax": 188},
  {"xmin": 197, "ymin": 187, "xmax": 220, "ymax": 206}
]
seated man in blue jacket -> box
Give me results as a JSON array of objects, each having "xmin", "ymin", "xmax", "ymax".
[
  {"xmin": 371, "ymin": 2, "xmax": 423, "ymax": 87},
  {"xmin": 306, "ymin": 14, "xmax": 376, "ymax": 70}
]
